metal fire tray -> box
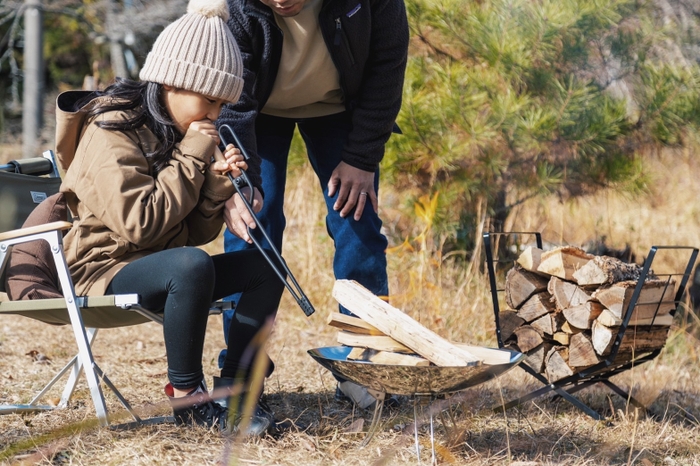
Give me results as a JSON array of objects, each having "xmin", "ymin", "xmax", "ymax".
[{"xmin": 308, "ymin": 346, "xmax": 525, "ymax": 396}]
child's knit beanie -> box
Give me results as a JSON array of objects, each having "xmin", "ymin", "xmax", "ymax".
[{"xmin": 139, "ymin": 0, "xmax": 243, "ymax": 103}]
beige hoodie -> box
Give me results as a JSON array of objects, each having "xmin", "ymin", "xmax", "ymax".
[{"xmin": 55, "ymin": 91, "xmax": 234, "ymax": 296}]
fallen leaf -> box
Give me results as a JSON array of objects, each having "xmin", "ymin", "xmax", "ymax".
[
  {"xmin": 25, "ymin": 350, "xmax": 51, "ymax": 364},
  {"xmin": 344, "ymin": 418, "xmax": 364, "ymax": 433}
]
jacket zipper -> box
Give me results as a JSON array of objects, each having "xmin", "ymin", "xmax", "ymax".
[{"xmin": 334, "ymin": 17, "xmax": 356, "ymax": 65}]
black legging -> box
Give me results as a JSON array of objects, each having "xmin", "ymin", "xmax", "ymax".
[{"xmin": 105, "ymin": 247, "xmax": 285, "ymax": 389}]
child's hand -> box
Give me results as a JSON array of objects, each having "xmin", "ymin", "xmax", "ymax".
[
  {"xmin": 189, "ymin": 119, "xmax": 220, "ymax": 144},
  {"xmin": 209, "ymin": 144, "xmax": 247, "ymax": 176}
]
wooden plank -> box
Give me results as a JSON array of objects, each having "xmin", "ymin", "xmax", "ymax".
[
  {"xmin": 572, "ymin": 256, "xmax": 643, "ymax": 286},
  {"xmin": 345, "ymin": 348, "xmax": 431, "ymax": 366},
  {"xmin": 505, "ymin": 266, "xmax": 549, "ymax": 309},
  {"xmin": 548, "ymin": 276, "xmax": 591, "ymax": 310},
  {"xmin": 517, "ymin": 246, "xmax": 544, "ymax": 273},
  {"xmin": 336, "ymin": 331, "xmax": 413, "ymax": 353},
  {"xmin": 536, "ymin": 246, "xmax": 593, "ymax": 281},
  {"xmin": 347, "ymin": 347, "xmax": 367, "ymax": 360},
  {"xmin": 451, "ymin": 343, "xmax": 516, "ymax": 365},
  {"xmin": 595, "ymin": 308, "xmax": 674, "ymax": 327},
  {"xmin": 592, "ymin": 280, "xmax": 677, "ymax": 320},
  {"xmin": 516, "ymin": 292, "xmax": 556, "ymax": 322},
  {"xmin": 333, "ymin": 280, "xmax": 481, "ymax": 366},
  {"xmin": 327, "ymin": 312, "xmax": 384, "ymax": 335}
]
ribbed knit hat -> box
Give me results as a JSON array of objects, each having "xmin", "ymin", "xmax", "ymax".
[{"xmin": 139, "ymin": 0, "xmax": 243, "ymax": 103}]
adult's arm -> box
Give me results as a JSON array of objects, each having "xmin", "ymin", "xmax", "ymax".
[
  {"xmin": 341, "ymin": 0, "xmax": 409, "ymax": 172},
  {"xmin": 216, "ymin": 4, "xmax": 265, "ymax": 194}
]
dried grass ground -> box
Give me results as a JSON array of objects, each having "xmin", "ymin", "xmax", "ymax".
[{"xmin": 2, "ymin": 141, "xmax": 700, "ymax": 465}]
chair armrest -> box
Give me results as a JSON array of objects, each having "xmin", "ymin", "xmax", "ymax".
[{"xmin": 0, "ymin": 221, "xmax": 73, "ymax": 242}]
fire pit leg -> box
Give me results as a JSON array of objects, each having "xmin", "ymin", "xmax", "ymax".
[{"xmin": 359, "ymin": 389, "xmax": 386, "ymax": 448}]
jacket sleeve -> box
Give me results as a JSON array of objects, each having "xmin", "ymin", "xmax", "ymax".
[
  {"xmin": 68, "ymin": 119, "xmax": 217, "ymax": 247},
  {"xmin": 217, "ymin": 5, "xmax": 264, "ymax": 195},
  {"xmin": 185, "ymin": 167, "xmax": 236, "ymax": 246},
  {"xmin": 342, "ymin": 0, "xmax": 409, "ymax": 172}
]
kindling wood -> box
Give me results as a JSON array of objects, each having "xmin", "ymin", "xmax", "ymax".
[{"xmin": 333, "ymin": 280, "xmax": 481, "ymax": 366}]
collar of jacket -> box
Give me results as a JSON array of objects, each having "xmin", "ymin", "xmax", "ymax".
[{"xmin": 241, "ymin": 0, "xmax": 337, "ymax": 18}]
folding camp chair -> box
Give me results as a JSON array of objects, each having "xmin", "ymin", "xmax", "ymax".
[
  {"xmin": 482, "ymin": 231, "xmax": 698, "ymax": 420},
  {"xmin": 0, "ymin": 152, "xmax": 232, "ymax": 427}
]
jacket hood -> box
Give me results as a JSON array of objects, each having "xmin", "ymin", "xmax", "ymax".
[{"xmin": 55, "ymin": 90, "xmax": 98, "ymax": 172}]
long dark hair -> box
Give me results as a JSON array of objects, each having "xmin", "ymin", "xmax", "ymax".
[{"xmin": 76, "ymin": 78, "xmax": 180, "ymax": 174}]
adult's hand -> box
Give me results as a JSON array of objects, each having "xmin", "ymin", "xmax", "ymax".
[
  {"xmin": 224, "ymin": 187, "xmax": 263, "ymax": 243},
  {"xmin": 327, "ymin": 161, "xmax": 378, "ymax": 221}
]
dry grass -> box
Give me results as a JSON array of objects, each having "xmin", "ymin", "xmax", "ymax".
[{"xmin": 2, "ymin": 141, "xmax": 700, "ymax": 465}]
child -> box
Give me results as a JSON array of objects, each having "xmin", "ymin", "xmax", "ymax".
[{"xmin": 53, "ymin": 0, "xmax": 283, "ymax": 434}]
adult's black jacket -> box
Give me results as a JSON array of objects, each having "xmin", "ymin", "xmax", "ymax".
[{"xmin": 218, "ymin": 0, "xmax": 409, "ymax": 191}]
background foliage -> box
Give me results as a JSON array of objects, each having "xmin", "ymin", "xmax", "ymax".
[{"xmin": 384, "ymin": 0, "xmax": 700, "ymax": 253}]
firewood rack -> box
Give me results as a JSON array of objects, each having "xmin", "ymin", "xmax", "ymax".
[{"xmin": 483, "ymin": 231, "xmax": 698, "ymax": 420}]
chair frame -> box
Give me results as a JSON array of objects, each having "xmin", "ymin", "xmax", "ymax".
[{"xmin": 483, "ymin": 231, "xmax": 698, "ymax": 420}]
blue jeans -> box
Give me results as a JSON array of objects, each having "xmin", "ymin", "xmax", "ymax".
[{"xmin": 219, "ymin": 112, "xmax": 389, "ymax": 368}]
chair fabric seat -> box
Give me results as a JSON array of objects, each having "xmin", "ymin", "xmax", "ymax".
[{"xmin": 0, "ymin": 294, "xmax": 152, "ymax": 328}]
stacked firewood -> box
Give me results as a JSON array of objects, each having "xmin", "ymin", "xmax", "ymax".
[{"xmin": 502, "ymin": 246, "xmax": 675, "ymax": 382}]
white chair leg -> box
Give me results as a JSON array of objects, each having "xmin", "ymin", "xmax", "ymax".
[
  {"xmin": 57, "ymin": 327, "xmax": 98, "ymax": 407},
  {"xmin": 50, "ymin": 233, "xmax": 110, "ymax": 426}
]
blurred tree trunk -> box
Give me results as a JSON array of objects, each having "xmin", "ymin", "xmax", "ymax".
[
  {"xmin": 22, "ymin": 0, "xmax": 43, "ymax": 159},
  {"xmin": 106, "ymin": 0, "xmax": 127, "ymax": 79}
]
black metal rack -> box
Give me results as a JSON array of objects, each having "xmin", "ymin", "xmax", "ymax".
[{"xmin": 483, "ymin": 231, "xmax": 698, "ymax": 420}]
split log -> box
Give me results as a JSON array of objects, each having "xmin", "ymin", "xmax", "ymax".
[
  {"xmin": 346, "ymin": 348, "xmax": 431, "ymax": 366},
  {"xmin": 327, "ymin": 312, "xmax": 384, "ymax": 335},
  {"xmin": 595, "ymin": 308, "xmax": 674, "ymax": 327},
  {"xmin": 544, "ymin": 346, "xmax": 573, "ymax": 382},
  {"xmin": 562, "ymin": 301, "xmax": 604, "ymax": 330},
  {"xmin": 522, "ymin": 343, "xmax": 552, "ymax": 373},
  {"xmin": 592, "ymin": 280, "xmax": 676, "ymax": 321},
  {"xmin": 552, "ymin": 332, "xmax": 570, "ymax": 345},
  {"xmin": 572, "ymin": 255, "xmax": 644, "ymax": 286},
  {"xmin": 517, "ymin": 246, "xmax": 544, "ymax": 273},
  {"xmin": 548, "ymin": 276, "xmax": 591, "ymax": 310},
  {"xmin": 512, "ymin": 325, "xmax": 543, "ymax": 353},
  {"xmin": 551, "ymin": 311, "xmax": 567, "ymax": 333},
  {"xmin": 531, "ymin": 313, "xmax": 554, "ymax": 336},
  {"xmin": 333, "ymin": 280, "xmax": 481, "ymax": 366},
  {"xmin": 336, "ymin": 331, "xmax": 413, "ymax": 353},
  {"xmin": 591, "ymin": 321, "xmax": 670, "ymax": 356},
  {"xmin": 537, "ymin": 247, "xmax": 593, "ymax": 281},
  {"xmin": 516, "ymin": 292, "xmax": 556, "ymax": 323},
  {"xmin": 560, "ymin": 321, "xmax": 584, "ymax": 335},
  {"xmin": 505, "ymin": 266, "xmax": 550, "ymax": 309},
  {"xmin": 498, "ymin": 310, "xmax": 525, "ymax": 341},
  {"xmin": 568, "ymin": 333, "xmax": 600, "ymax": 367}
]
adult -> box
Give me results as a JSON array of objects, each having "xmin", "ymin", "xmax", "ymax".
[{"xmin": 217, "ymin": 0, "xmax": 409, "ymax": 408}]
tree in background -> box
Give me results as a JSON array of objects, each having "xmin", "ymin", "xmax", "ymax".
[
  {"xmin": 0, "ymin": 0, "xmax": 186, "ymax": 137},
  {"xmin": 384, "ymin": 0, "xmax": 700, "ymax": 256}
]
